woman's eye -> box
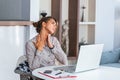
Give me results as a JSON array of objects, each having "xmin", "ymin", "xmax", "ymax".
[
  {"xmin": 51, "ymin": 22, "xmax": 55, "ymax": 24},
  {"xmin": 51, "ymin": 22, "xmax": 56, "ymax": 25}
]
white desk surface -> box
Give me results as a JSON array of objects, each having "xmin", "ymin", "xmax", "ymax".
[{"xmin": 32, "ymin": 66, "xmax": 120, "ymax": 80}]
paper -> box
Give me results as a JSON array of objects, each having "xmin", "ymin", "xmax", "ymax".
[{"xmin": 38, "ymin": 70, "xmax": 77, "ymax": 79}]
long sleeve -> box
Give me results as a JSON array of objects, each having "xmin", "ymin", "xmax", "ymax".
[
  {"xmin": 26, "ymin": 41, "xmax": 42, "ymax": 70},
  {"xmin": 51, "ymin": 37, "xmax": 68, "ymax": 65}
]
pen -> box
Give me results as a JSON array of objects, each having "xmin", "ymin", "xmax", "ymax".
[
  {"xmin": 38, "ymin": 72, "xmax": 77, "ymax": 79},
  {"xmin": 55, "ymin": 72, "xmax": 62, "ymax": 75},
  {"xmin": 58, "ymin": 75, "xmax": 77, "ymax": 78}
]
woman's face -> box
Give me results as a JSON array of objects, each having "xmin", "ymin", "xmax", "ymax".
[{"xmin": 44, "ymin": 19, "xmax": 57, "ymax": 34}]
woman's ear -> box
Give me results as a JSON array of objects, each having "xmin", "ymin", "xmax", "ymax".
[{"xmin": 42, "ymin": 22, "xmax": 46, "ymax": 27}]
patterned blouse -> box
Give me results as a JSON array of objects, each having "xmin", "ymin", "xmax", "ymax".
[{"xmin": 26, "ymin": 36, "xmax": 68, "ymax": 70}]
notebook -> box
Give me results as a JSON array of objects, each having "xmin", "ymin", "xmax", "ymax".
[{"xmin": 54, "ymin": 44, "xmax": 104, "ymax": 73}]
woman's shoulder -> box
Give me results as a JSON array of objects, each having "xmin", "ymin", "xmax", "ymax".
[{"xmin": 26, "ymin": 36, "xmax": 37, "ymax": 45}]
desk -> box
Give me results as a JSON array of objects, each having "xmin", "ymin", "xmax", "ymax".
[{"xmin": 32, "ymin": 66, "xmax": 120, "ymax": 80}]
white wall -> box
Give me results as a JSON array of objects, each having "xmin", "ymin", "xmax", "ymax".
[
  {"xmin": 30, "ymin": 0, "xmax": 39, "ymax": 39},
  {"xmin": 95, "ymin": 0, "xmax": 115, "ymax": 51},
  {"xmin": 62, "ymin": 0, "xmax": 69, "ymax": 25},
  {"xmin": 0, "ymin": 26, "xmax": 27, "ymax": 80},
  {"xmin": 39, "ymin": 0, "xmax": 51, "ymax": 17},
  {"xmin": 114, "ymin": 1, "xmax": 120, "ymax": 49}
]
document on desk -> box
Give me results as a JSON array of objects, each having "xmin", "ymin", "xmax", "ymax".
[{"xmin": 38, "ymin": 70, "xmax": 77, "ymax": 79}]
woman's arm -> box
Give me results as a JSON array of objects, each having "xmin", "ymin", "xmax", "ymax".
[
  {"xmin": 26, "ymin": 41, "xmax": 42, "ymax": 70},
  {"xmin": 50, "ymin": 37, "xmax": 68, "ymax": 65}
]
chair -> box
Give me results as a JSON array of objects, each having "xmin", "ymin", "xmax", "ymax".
[
  {"xmin": 14, "ymin": 55, "xmax": 33, "ymax": 80},
  {"xmin": 14, "ymin": 55, "xmax": 62, "ymax": 80}
]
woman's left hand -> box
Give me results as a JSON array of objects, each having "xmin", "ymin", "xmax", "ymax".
[{"xmin": 47, "ymin": 34, "xmax": 54, "ymax": 48}]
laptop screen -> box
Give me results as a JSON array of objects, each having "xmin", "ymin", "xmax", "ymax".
[{"xmin": 75, "ymin": 44, "xmax": 104, "ymax": 72}]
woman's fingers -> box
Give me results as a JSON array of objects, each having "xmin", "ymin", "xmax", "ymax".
[{"xmin": 47, "ymin": 34, "xmax": 54, "ymax": 48}]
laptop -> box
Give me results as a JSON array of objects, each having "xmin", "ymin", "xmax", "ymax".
[{"xmin": 54, "ymin": 44, "xmax": 104, "ymax": 73}]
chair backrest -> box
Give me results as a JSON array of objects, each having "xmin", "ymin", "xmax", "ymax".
[{"xmin": 16, "ymin": 55, "xmax": 27, "ymax": 66}]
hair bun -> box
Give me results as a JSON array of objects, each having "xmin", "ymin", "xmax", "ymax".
[{"xmin": 33, "ymin": 22, "xmax": 38, "ymax": 27}]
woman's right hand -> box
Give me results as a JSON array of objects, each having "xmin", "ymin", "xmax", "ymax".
[{"xmin": 33, "ymin": 34, "xmax": 45, "ymax": 51}]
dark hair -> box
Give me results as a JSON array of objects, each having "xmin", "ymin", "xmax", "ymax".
[{"xmin": 33, "ymin": 16, "xmax": 57, "ymax": 33}]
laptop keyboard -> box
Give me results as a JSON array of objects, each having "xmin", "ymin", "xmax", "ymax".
[{"xmin": 54, "ymin": 65, "xmax": 76, "ymax": 73}]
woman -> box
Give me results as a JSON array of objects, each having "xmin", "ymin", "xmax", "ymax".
[{"xmin": 26, "ymin": 16, "xmax": 68, "ymax": 71}]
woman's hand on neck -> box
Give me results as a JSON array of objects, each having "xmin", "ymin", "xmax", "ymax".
[
  {"xmin": 38, "ymin": 28, "xmax": 54, "ymax": 49},
  {"xmin": 47, "ymin": 34, "xmax": 54, "ymax": 48}
]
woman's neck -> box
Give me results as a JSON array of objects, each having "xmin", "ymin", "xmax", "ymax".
[{"xmin": 39, "ymin": 29, "xmax": 48, "ymax": 40}]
